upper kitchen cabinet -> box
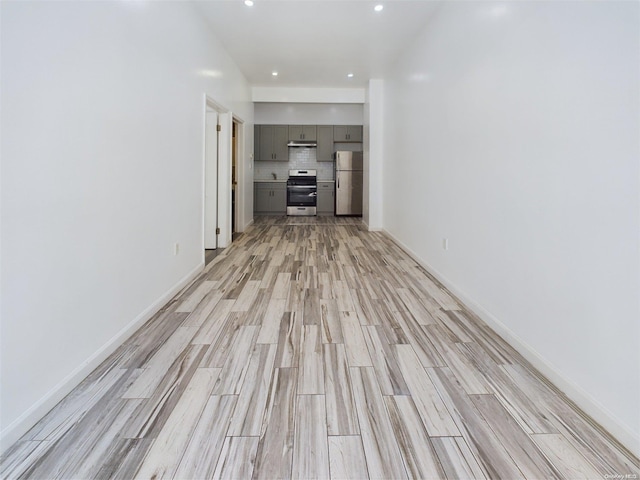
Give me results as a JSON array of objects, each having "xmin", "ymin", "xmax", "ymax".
[
  {"xmin": 316, "ymin": 125, "xmax": 334, "ymax": 162},
  {"xmin": 333, "ymin": 125, "xmax": 363, "ymax": 142},
  {"xmin": 257, "ymin": 125, "xmax": 289, "ymax": 161},
  {"xmin": 288, "ymin": 125, "xmax": 317, "ymax": 141}
]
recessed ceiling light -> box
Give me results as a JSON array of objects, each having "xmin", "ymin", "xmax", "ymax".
[
  {"xmin": 272, "ymin": 71, "xmax": 278, "ymax": 76},
  {"xmin": 347, "ymin": 73, "xmax": 354, "ymax": 78},
  {"xmin": 244, "ymin": 0, "xmax": 254, "ymax": 6},
  {"xmin": 374, "ymin": 4, "xmax": 383, "ymax": 12}
]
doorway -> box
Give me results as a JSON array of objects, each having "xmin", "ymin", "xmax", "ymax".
[
  {"xmin": 232, "ymin": 121, "xmax": 237, "ymax": 238},
  {"xmin": 204, "ymin": 107, "xmax": 219, "ymax": 254},
  {"xmin": 231, "ymin": 118, "xmax": 246, "ymax": 241},
  {"xmin": 203, "ymin": 96, "xmax": 243, "ymax": 265}
]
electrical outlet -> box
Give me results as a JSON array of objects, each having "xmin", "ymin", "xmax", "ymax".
[
  {"xmin": 174, "ymin": 243, "xmax": 180, "ymax": 255},
  {"xmin": 442, "ymin": 238, "xmax": 449, "ymax": 250}
]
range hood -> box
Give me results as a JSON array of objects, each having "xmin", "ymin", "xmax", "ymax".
[{"xmin": 287, "ymin": 140, "xmax": 317, "ymax": 147}]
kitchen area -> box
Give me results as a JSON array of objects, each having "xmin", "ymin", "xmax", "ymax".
[{"xmin": 253, "ymin": 103, "xmax": 364, "ymax": 217}]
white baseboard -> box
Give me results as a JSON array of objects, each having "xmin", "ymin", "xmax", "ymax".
[
  {"xmin": 382, "ymin": 229, "xmax": 640, "ymax": 458},
  {"xmin": 0, "ymin": 262, "xmax": 205, "ymax": 454}
]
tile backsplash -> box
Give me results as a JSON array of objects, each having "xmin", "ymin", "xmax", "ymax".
[{"xmin": 254, "ymin": 148, "xmax": 334, "ymax": 181}]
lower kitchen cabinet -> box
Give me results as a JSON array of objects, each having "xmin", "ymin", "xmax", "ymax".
[
  {"xmin": 254, "ymin": 182, "xmax": 286, "ymax": 214},
  {"xmin": 317, "ymin": 182, "xmax": 335, "ymax": 214}
]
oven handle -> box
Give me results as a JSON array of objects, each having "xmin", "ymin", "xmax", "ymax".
[{"xmin": 287, "ymin": 185, "xmax": 317, "ymax": 189}]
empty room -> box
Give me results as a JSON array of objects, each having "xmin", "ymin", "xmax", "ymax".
[{"xmin": 1, "ymin": 0, "xmax": 639, "ymax": 478}]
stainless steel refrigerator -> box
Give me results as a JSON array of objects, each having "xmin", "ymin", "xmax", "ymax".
[{"xmin": 335, "ymin": 151, "xmax": 363, "ymax": 216}]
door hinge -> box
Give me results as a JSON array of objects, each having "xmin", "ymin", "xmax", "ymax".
[
  {"xmin": 216, "ymin": 227, "xmax": 221, "ymax": 235},
  {"xmin": 216, "ymin": 124, "xmax": 222, "ymax": 132}
]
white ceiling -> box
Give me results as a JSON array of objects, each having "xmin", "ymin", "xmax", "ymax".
[{"xmin": 196, "ymin": 0, "xmax": 441, "ymax": 88}]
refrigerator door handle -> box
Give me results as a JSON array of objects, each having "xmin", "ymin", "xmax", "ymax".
[{"xmin": 337, "ymin": 176, "xmax": 339, "ymax": 188}]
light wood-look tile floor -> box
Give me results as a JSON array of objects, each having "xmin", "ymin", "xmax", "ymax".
[{"xmin": 2, "ymin": 216, "xmax": 639, "ymax": 479}]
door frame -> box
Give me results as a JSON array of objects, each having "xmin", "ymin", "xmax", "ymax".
[
  {"xmin": 202, "ymin": 95, "xmax": 245, "ymax": 256},
  {"xmin": 202, "ymin": 96, "xmax": 228, "ymax": 256},
  {"xmin": 204, "ymin": 107, "xmax": 219, "ymax": 250},
  {"xmin": 233, "ymin": 116, "xmax": 245, "ymax": 234}
]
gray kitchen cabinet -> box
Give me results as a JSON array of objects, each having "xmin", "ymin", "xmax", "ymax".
[
  {"xmin": 288, "ymin": 125, "xmax": 317, "ymax": 141},
  {"xmin": 333, "ymin": 125, "xmax": 363, "ymax": 143},
  {"xmin": 257, "ymin": 125, "xmax": 289, "ymax": 161},
  {"xmin": 271, "ymin": 185, "xmax": 287, "ymax": 212},
  {"xmin": 254, "ymin": 182, "xmax": 287, "ymax": 213},
  {"xmin": 317, "ymin": 182, "xmax": 335, "ymax": 214},
  {"xmin": 316, "ymin": 125, "xmax": 334, "ymax": 162},
  {"xmin": 255, "ymin": 185, "xmax": 271, "ymax": 212}
]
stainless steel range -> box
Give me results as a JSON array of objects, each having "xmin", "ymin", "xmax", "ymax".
[{"xmin": 286, "ymin": 169, "xmax": 317, "ymax": 216}]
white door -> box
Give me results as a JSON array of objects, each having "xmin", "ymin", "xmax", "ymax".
[{"xmin": 204, "ymin": 110, "xmax": 218, "ymax": 249}]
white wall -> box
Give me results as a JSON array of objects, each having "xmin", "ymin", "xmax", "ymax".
[
  {"xmin": 364, "ymin": 80, "xmax": 384, "ymax": 231},
  {"xmin": 383, "ymin": 1, "xmax": 639, "ymax": 453},
  {"xmin": 254, "ymin": 103, "xmax": 363, "ymax": 125},
  {"xmin": 1, "ymin": 0, "xmax": 253, "ymax": 449}
]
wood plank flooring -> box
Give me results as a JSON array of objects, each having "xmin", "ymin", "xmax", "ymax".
[{"xmin": 2, "ymin": 215, "xmax": 639, "ymax": 479}]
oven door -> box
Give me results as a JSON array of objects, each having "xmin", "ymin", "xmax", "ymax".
[{"xmin": 287, "ymin": 185, "xmax": 317, "ymax": 207}]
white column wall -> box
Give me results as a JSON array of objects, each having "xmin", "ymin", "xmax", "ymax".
[
  {"xmin": 1, "ymin": 1, "xmax": 253, "ymax": 449},
  {"xmin": 382, "ymin": 1, "xmax": 639, "ymax": 453},
  {"xmin": 365, "ymin": 79, "xmax": 384, "ymax": 230}
]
